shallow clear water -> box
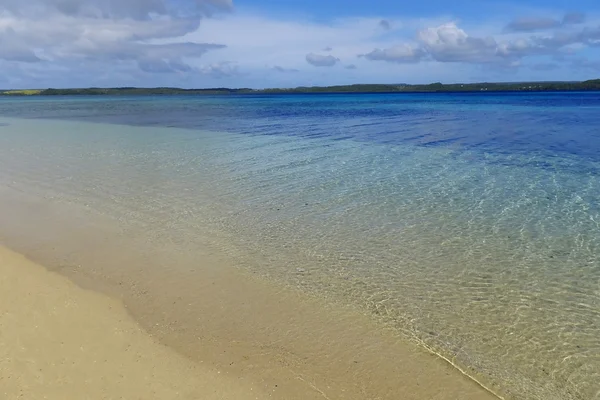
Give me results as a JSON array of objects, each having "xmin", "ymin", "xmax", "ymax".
[{"xmin": 0, "ymin": 93, "xmax": 599, "ymax": 400}]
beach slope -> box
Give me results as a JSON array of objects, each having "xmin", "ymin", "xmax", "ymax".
[{"xmin": 0, "ymin": 246, "xmax": 263, "ymax": 400}]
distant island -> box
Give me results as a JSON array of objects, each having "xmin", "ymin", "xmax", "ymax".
[{"xmin": 2, "ymin": 79, "xmax": 600, "ymax": 96}]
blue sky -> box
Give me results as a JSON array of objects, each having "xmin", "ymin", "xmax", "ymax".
[{"xmin": 1, "ymin": 0, "xmax": 599, "ymax": 89}]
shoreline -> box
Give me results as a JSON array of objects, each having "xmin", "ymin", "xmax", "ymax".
[
  {"xmin": 0, "ymin": 187, "xmax": 500, "ymax": 400},
  {"xmin": 0, "ymin": 117, "xmax": 506, "ymax": 399},
  {"xmin": 0, "ymin": 241, "xmax": 501, "ymax": 400}
]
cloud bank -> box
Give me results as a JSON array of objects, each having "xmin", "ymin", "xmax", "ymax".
[
  {"xmin": 0, "ymin": 2, "xmax": 598, "ymax": 88},
  {"xmin": 0, "ymin": 0, "xmax": 230, "ymax": 78},
  {"xmin": 361, "ymin": 18, "xmax": 600, "ymax": 68}
]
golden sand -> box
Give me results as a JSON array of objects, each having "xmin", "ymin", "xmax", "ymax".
[
  {"xmin": 0, "ymin": 246, "xmax": 265, "ymax": 400},
  {"xmin": 0, "ymin": 241, "xmax": 499, "ymax": 400},
  {"xmin": 0, "ymin": 185, "xmax": 500, "ymax": 399}
]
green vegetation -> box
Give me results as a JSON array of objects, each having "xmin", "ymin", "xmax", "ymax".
[
  {"xmin": 31, "ymin": 87, "xmax": 254, "ymax": 96},
  {"xmin": 1, "ymin": 79, "xmax": 600, "ymax": 96},
  {"xmin": 1, "ymin": 89, "xmax": 43, "ymax": 95},
  {"xmin": 260, "ymin": 79, "xmax": 600, "ymax": 93}
]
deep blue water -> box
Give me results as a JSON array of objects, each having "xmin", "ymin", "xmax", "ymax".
[
  {"xmin": 0, "ymin": 92, "xmax": 599, "ymax": 400},
  {"xmin": 2, "ymin": 92, "xmax": 600, "ymax": 160}
]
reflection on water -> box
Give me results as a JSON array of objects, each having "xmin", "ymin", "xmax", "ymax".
[{"xmin": 0, "ymin": 92, "xmax": 599, "ymax": 400}]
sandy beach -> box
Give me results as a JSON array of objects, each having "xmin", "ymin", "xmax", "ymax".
[
  {"xmin": 0, "ymin": 177, "xmax": 502, "ymax": 400},
  {"xmin": 0, "ymin": 238, "xmax": 500, "ymax": 400},
  {"xmin": 0, "ymin": 245, "xmax": 265, "ymax": 400}
]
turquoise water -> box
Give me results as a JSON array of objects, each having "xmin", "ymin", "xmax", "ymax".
[{"xmin": 0, "ymin": 93, "xmax": 599, "ymax": 399}]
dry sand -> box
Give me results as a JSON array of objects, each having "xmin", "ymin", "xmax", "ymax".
[{"xmin": 0, "ymin": 245, "xmax": 265, "ymax": 400}]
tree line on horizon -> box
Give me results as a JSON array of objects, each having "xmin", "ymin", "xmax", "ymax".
[{"xmin": 2, "ymin": 79, "xmax": 600, "ymax": 96}]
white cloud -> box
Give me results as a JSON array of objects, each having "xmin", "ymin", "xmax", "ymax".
[
  {"xmin": 361, "ymin": 23, "xmax": 503, "ymax": 64},
  {"xmin": 361, "ymin": 16, "xmax": 600, "ymax": 68},
  {"xmin": 362, "ymin": 44, "xmax": 425, "ymax": 63},
  {"xmin": 198, "ymin": 61, "xmax": 240, "ymax": 77},
  {"xmin": 0, "ymin": 0, "xmax": 229, "ymax": 75},
  {"xmin": 418, "ymin": 23, "xmax": 499, "ymax": 63},
  {"xmin": 306, "ymin": 53, "xmax": 339, "ymax": 67}
]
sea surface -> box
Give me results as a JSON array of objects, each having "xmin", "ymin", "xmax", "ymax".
[{"xmin": 0, "ymin": 93, "xmax": 599, "ymax": 400}]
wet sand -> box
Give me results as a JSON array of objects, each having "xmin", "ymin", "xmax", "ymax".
[
  {"xmin": 0, "ymin": 185, "xmax": 500, "ymax": 400},
  {"xmin": 0, "ymin": 245, "xmax": 265, "ymax": 400}
]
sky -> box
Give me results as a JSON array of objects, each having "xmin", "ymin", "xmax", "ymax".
[{"xmin": 1, "ymin": 0, "xmax": 599, "ymax": 89}]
